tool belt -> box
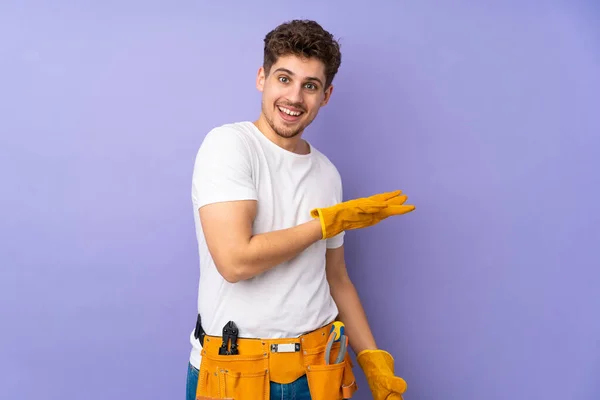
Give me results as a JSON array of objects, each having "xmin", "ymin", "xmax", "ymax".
[{"xmin": 194, "ymin": 315, "xmax": 357, "ymax": 400}]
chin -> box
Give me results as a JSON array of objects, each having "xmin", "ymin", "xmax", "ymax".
[
  {"xmin": 271, "ymin": 117, "xmax": 305, "ymax": 138},
  {"xmin": 274, "ymin": 125, "xmax": 302, "ymax": 139}
]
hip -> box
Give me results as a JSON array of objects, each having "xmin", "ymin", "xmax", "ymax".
[{"xmin": 194, "ymin": 321, "xmax": 358, "ymax": 400}]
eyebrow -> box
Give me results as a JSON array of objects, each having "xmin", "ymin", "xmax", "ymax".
[{"xmin": 273, "ymin": 67, "xmax": 324, "ymax": 87}]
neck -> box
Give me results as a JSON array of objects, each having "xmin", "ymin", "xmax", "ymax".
[{"xmin": 253, "ymin": 114, "xmax": 309, "ymax": 155}]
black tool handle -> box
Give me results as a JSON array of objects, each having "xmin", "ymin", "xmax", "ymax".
[{"xmin": 218, "ymin": 321, "xmax": 239, "ymax": 355}]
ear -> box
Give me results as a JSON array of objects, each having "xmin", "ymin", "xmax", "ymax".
[
  {"xmin": 256, "ymin": 66, "xmax": 266, "ymax": 92},
  {"xmin": 320, "ymin": 84, "xmax": 334, "ymax": 106}
]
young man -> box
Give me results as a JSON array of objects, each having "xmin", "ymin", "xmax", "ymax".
[{"xmin": 187, "ymin": 20, "xmax": 415, "ymax": 400}]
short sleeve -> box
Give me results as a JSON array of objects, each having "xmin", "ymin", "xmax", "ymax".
[
  {"xmin": 192, "ymin": 126, "xmax": 258, "ymax": 209},
  {"xmin": 326, "ymin": 173, "xmax": 345, "ymax": 249}
]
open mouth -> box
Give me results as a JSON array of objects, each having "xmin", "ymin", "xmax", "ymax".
[{"xmin": 277, "ymin": 105, "xmax": 304, "ymax": 122}]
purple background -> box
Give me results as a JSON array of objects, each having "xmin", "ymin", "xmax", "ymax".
[{"xmin": 1, "ymin": 1, "xmax": 599, "ymax": 399}]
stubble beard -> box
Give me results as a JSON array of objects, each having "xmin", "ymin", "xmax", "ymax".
[
  {"xmin": 267, "ymin": 116, "xmax": 303, "ymax": 139},
  {"xmin": 263, "ymin": 104, "xmax": 305, "ymax": 139}
]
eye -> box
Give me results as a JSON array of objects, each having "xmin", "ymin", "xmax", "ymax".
[
  {"xmin": 278, "ymin": 76, "xmax": 289, "ymax": 83},
  {"xmin": 304, "ymin": 83, "xmax": 317, "ymax": 90}
]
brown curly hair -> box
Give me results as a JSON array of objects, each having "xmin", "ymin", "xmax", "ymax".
[{"xmin": 263, "ymin": 20, "xmax": 342, "ymax": 89}]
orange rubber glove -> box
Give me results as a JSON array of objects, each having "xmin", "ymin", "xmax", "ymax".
[
  {"xmin": 357, "ymin": 349, "xmax": 408, "ymax": 400},
  {"xmin": 368, "ymin": 190, "xmax": 414, "ymax": 216},
  {"xmin": 310, "ymin": 190, "xmax": 415, "ymax": 239}
]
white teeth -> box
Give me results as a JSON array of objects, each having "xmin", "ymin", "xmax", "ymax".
[{"xmin": 279, "ymin": 106, "xmax": 301, "ymax": 116}]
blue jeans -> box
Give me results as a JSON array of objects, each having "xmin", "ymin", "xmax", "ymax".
[{"xmin": 186, "ymin": 362, "xmax": 311, "ymax": 400}]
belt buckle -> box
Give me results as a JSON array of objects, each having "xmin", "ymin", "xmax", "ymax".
[{"xmin": 270, "ymin": 343, "xmax": 301, "ymax": 353}]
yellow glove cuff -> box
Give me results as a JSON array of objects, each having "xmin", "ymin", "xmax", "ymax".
[
  {"xmin": 356, "ymin": 349, "xmax": 395, "ymax": 375},
  {"xmin": 311, "ymin": 208, "xmax": 328, "ymax": 239},
  {"xmin": 356, "ymin": 349, "xmax": 385, "ymax": 357}
]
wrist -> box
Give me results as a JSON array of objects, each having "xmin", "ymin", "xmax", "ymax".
[{"xmin": 307, "ymin": 217, "xmax": 325, "ymax": 240}]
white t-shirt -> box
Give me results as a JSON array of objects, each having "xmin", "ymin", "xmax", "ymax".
[{"xmin": 188, "ymin": 121, "xmax": 344, "ymax": 369}]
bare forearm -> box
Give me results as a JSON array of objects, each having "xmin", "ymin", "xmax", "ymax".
[
  {"xmin": 234, "ymin": 219, "xmax": 323, "ymax": 280},
  {"xmin": 330, "ymin": 278, "xmax": 378, "ymax": 354}
]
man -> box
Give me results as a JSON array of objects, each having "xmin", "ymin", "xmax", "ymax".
[{"xmin": 186, "ymin": 19, "xmax": 415, "ymax": 400}]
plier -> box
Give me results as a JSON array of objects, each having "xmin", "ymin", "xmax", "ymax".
[{"xmin": 325, "ymin": 321, "xmax": 348, "ymax": 364}]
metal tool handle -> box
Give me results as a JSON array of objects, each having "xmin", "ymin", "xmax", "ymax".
[
  {"xmin": 325, "ymin": 321, "xmax": 348, "ymax": 364},
  {"xmin": 324, "ymin": 331, "xmax": 336, "ymax": 363},
  {"xmin": 335, "ymin": 335, "xmax": 348, "ymax": 364}
]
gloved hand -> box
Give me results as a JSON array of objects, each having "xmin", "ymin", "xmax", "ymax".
[
  {"xmin": 310, "ymin": 190, "xmax": 415, "ymax": 239},
  {"xmin": 368, "ymin": 190, "xmax": 414, "ymax": 216},
  {"xmin": 357, "ymin": 349, "xmax": 408, "ymax": 400}
]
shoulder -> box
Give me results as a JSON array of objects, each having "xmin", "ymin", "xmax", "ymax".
[
  {"xmin": 200, "ymin": 121, "xmax": 254, "ymax": 150},
  {"xmin": 194, "ymin": 122, "xmax": 259, "ymax": 165}
]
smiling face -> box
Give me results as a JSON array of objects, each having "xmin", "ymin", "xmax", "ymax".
[{"xmin": 256, "ymin": 54, "xmax": 333, "ymax": 140}]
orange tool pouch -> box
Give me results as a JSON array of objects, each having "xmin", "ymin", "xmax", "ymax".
[{"xmin": 195, "ymin": 322, "xmax": 358, "ymax": 400}]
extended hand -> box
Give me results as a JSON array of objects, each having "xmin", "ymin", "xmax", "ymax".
[
  {"xmin": 310, "ymin": 190, "xmax": 415, "ymax": 239},
  {"xmin": 357, "ymin": 349, "xmax": 408, "ymax": 400},
  {"xmin": 368, "ymin": 190, "xmax": 415, "ymax": 219}
]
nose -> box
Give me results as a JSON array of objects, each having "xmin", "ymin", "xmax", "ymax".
[{"xmin": 285, "ymin": 83, "xmax": 304, "ymax": 105}]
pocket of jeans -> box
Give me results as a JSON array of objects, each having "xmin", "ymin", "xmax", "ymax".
[
  {"xmin": 187, "ymin": 363, "xmax": 200, "ymax": 400},
  {"xmin": 197, "ymin": 352, "xmax": 269, "ymax": 400}
]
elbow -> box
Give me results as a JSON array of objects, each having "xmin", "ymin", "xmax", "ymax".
[
  {"xmin": 215, "ymin": 260, "xmax": 248, "ymax": 283},
  {"xmin": 212, "ymin": 247, "xmax": 257, "ymax": 283},
  {"xmin": 221, "ymin": 269, "xmax": 243, "ymax": 284}
]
